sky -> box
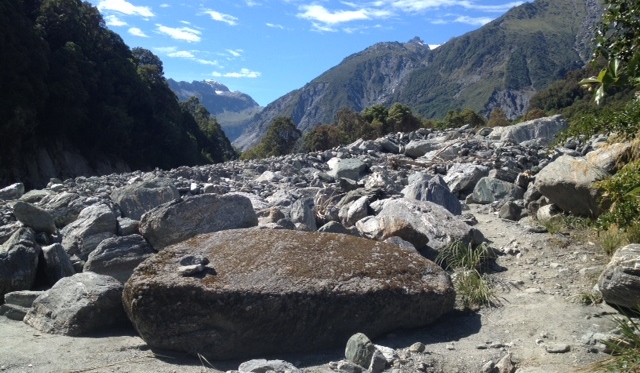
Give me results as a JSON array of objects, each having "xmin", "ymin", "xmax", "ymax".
[{"xmin": 87, "ymin": 0, "xmax": 526, "ymax": 107}]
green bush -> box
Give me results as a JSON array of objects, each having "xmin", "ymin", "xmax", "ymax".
[{"xmin": 594, "ymin": 160, "xmax": 640, "ymax": 231}]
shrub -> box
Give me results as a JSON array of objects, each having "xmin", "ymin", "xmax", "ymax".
[{"xmin": 594, "ymin": 160, "xmax": 640, "ymax": 231}]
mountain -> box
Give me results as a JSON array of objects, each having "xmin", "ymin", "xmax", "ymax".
[
  {"xmin": 168, "ymin": 79, "xmax": 262, "ymax": 141},
  {"xmin": 234, "ymin": 0, "xmax": 602, "ymax": 150}
]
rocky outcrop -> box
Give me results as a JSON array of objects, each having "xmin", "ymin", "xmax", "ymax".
[
  {"xmin": 598, "ymin": 244, "xmax": 640, "ymax": 309},
  {"xmin": 0, "ymin": 228, "xmax": 40, "ymax": 299},
  {"xmin": 139, "ymin": 194, "xmax": 258, "ymax": 250},
  {"xmin": 24, "ymin": 272, "xmax": 127, "ymax": 336},
  {"xmin": 123, "ymin": 229, "xmax": 454, "ymax": 360},
  {"xmin": 110, "ymin": 178, "xmax": 180, "ymax": 220}
]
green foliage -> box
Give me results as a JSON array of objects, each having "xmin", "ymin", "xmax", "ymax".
[
  {"xmin": 594, "ymin": 160, "xmax": 640, "ymax": 231},
  {"xmin": 597, "ymin": 225, "xmax": 627, "ymax": 256},
  {"xmin": 436, "ymin": 241, "xmax": 495, "ymax": 272},
  {"xmin": 241, "ymin": 117, "xmax": 301, "ymax": 160},
  {"xmin": 302, "ymin": 124, "xmax": 345, "ymax": 152},
  {"xmin": 436, "ymin": 241, "xmax": 499, "ymax": 309},
  {"xmin": 0, "ymin": 0, "xmax": 236, "ymax": 186},
  {"xmin": 441, "ymin": 108, "xmax": 486, "ymax": 129},
  {"xmin": 603, "ymin": 310, "xmax": 640, "ymax": 372}
]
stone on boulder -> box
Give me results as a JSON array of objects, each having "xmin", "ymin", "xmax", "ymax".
[
  {"xmin": 471, "ymin": 177, "xmax": 524, "ymax": 204},
  {"xmin": 122, "ymin": 229, "xmax": 454, "ymax": 360},
  {"xmin": 42, "ymin": 243, "xmax": 75, "ymax": 286},
  {"xmin": 110, "ymin": 178, "xmax": 180, "ymax": 221},
  {"xmin": 355, "ymin": 198, "xmax": 484, "ymax": 252},
  {"xmin": 534, "ymin": 155, "xmax": 608, "ymax": 216},
  {"xmin": 0, "ymin": 228, "xmax": 40, "ymax": 299},
  {"xmin": 598, "ymin": 244, "xmax": 640, "ymax": 309},
  {"xmin": 139, "ymin": 194, "xmax": 258, "ymax": 250},
  {"xmin": 61, "ymin": 203, "xmax": 118, "ymax": 260},
  {"xmin": 12, "ymin": 201, "xmax": 57, "ymax": 234},
  {"xmin": 84, "ymin": 235, "xmax": 155, "ymax": 283},
  {"xmin": 24, "ymin": 272, "xmax": 128, "ymax": 336}
]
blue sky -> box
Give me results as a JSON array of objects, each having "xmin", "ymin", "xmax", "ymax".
[{"xmin": 87, "ymin": 0, "xmax": 525, "ymax": 107}]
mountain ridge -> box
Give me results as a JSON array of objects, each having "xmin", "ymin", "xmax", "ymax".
[{"xmin": 234, "ymin": 0, "xmax": 602, "ymax": 151}]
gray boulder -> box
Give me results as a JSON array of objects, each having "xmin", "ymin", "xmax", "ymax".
[
  {"xmin": 345, "ymin": 333, "xmax": 377, "ymax": 368},
  {"xmin": 12, "ymin": 201, "xmax": 57, "ymax": 234},
  {"xmin": 24, "ymin": 272, "xmax": 128, "ymax": 336},
  {"xmin": 471, "ymin": 177, "xmax": 524, "ymax": 204},
  {"xmin": 84, "ymin": 235, "xmax": 155, "ymax": 283},
  {"xmin": 489, "ymin": 115, "xmax": 568, "ymax": 146},
  {"xmin": 111, "ymin": 178, "xmax": 180, "ymax": 221},
  {"xmin": 41, "ymin": 192, "xmax": 88, "ymax": 228},
  {"xmin": 317, "ymin": 221, "xmax": 350, "ymax": 235},
  {"xmin": 402, "ymin": 175, "xmax": 461, "ymax": 215},
  {"xmin": 585, "ymin": 142, "xmax": 632, "ymax": 174},
  {"xmin": 444, "ymin": 163, "xmax": 490, "ymax": 196},
  {"xmin": 534, "ymin": 155, "xmax": 608, "ymax": 216},
  {"xmin": 41, "ymin": 243, "xmax": 75, "ymax": 286},
  {"xmin": 61, "ymin": 203, "xmax": 118, "ymax": 260},
  {"xmin": 238, "ymin": 359, "xmax": 301, "ymax": 373},
  {"xmin": 290, "ymin": 197, "xmax": 317, "ymax": 231},
  {"xmin": 598, "ymin": 244, "xmax": 640, "ymax": 309},
  {"xmin": 355, "ymin": 198, "xmax": 484, "ymax": 252},
  {"xmin": 0, "ymin": 228, "xmax": 40, "ymax": 299},
  {"xmin": 139, "ymin": 194, "xmax": 258, "ymax": 250},
  {"xmin": 122, "ymin": 229, "xmax": 454, "ymax": 360},
  {"xmin": 327, "ymin": 158, "xmax": 368, "ymax": 180},
  {"xmin": 404, "ymin": 140, "xmax": 441, "ymax": 158},
  {"xmin": 0, "ymin": 183, "xmax": 25, "ymax": 201},
  {"xmin": 1, "ymin": 290, "xmax": 44, "ymax": 321}
]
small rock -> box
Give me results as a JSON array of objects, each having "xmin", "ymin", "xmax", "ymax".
[
  {"xmin": 545, "ymin": 343, "xmax": 570, "ymax": 353},
  {"xmin": 409, "ymin": 342, "xmax": 426, "ymax": 353}
]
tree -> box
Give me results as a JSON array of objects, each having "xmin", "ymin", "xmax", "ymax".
[
  {"xmin": 241, "ymin": 117, "xmax": 301, "ymax": 159},
  {"xmin": 487, "ymin": 108, "xmax": 510, "ymax": 127},
  {"xmin": 302, "ymin": 124, "xmax": 344, "ymax": 152},
  {"xmin": 580, "ymin": 0, "xmax": 640, "ymax": 103},
  {"xmin": 387, "ymin": 103, "xmax": 422, "ymax": 133}
]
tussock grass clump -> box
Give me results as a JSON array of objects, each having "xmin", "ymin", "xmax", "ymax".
[{"xmin": 436, "ymin": 241, "xmax": 499, "ymax": 309}]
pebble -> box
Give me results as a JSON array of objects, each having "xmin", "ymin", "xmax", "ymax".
[
  {"xmin": 545, "ymin": 343, "xmax": 571, "ymax": 353},
  {"xmin": 525, "ymin": 288, "xmax": 542, "ymax": 294}
]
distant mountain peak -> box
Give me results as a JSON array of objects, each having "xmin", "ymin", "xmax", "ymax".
[{"xmin": 407, "ymin": 36, "xmax": 426, "ymax": 46}]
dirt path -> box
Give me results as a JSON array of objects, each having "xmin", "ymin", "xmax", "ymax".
[{"xmin": 0, "ymin": 204, "xmax": 619, "ymax": 373}]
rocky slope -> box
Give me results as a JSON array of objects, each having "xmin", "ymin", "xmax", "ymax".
[
  {"xmin": 0, "ymin": 115, "xmax": 637, "ymax": 372},
  {"xmin": 234, "ymin": 0, "xmax": 602, "ymax": 151}
]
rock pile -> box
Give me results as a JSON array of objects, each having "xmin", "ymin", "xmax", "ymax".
[{"xmin": 0, "ymin": 115, "xmax": 637, "ymax": 370}]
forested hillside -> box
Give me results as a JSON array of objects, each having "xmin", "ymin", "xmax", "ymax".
[{"xmin": 0, "ymin": 0, "xmax": 236, "ymax": 188}]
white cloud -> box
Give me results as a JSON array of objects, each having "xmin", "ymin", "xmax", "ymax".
[
  {"xmin": 454, "ymin": 15, "xmax": 493, "ymax": 25},
  {"xmin": 212, "ymin": 68, "xmax": 261, "ymax": 78},
  {"xmin": 97, "ymin": 0, "xmax": 154, "ymax": 17},
  {"xmin": 196, "ymin": 59, "xmax": 221, "ymax": 66},
  {"xmin": 266, "ymin": 23, "xmax": 285, "ymax": 29},
  {"xmin": 180, "ymin": 20, "xmax": 191, "ymax": 25},
  {"xmin": 105, "ymin": 15, "xmax": 127, "ymax": 27},
  {"xmin": 128, "ymin": 27, "xmax": 148, "ymax": 37},
  {"xmin": 297, "ymin": 5, "xmax": 370, "ymax": 25},
  {"xmin": 226, "ymin": 49, "xmax": 243, "ymax": 58},
  {"xmin": 155, "ymin": 46, "xmax": 177, "ymax": 54},
  {"xmin": 160, "ymin": 3, "xmax": 169, "ymax": 8},
  {"xmin": 245, "ymin": 0, "xmax": 260, "ymax": 6},
  {"xmin": 201, "ymin": 9, "xmax": 238, "ymax": 26},
  {"xmin": 156, "ymin": 24, "xmax": 201, "ymax": 42},
  {"xmin": 168, "ymin": 50, "xmax": 195, "ymax": 58},
  {"xmin": 384, "ymin": 0, "xmax": 523, "ymax": 13}
]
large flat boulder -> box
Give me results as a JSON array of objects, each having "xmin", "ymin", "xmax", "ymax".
[
  {"xmin": 24, "ymin": 272, "xmax": 127, "ymax": 336},
  {"xmin": 489, "ymin": 115, "xmax": 568, "ymax": 146},
  {"xmin": 598, "ymin": 244, "xmax": 640, "ymax": 309},
  {"xmin": 139, "ymin": 194, "xmax": 258, "ymax": 250},
  {"xmin": 534, "ymin": 155, "xmax": 608, "ymax": 216},
  {"xmin": 123, "ymin": 229, "xmax": 454, "ymax": 360}
]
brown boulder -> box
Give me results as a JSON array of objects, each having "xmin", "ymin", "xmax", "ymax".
[{"xmin": 123, "ymin": 229, "xmax": 454, "ymax": 360}]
